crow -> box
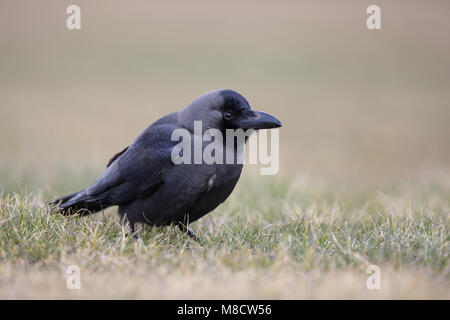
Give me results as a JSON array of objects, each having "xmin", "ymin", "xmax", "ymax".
[{"xmin": 51, "ymin": 89, "xmax": 281, "ymax": 239}]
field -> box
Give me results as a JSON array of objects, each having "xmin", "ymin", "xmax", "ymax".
[{"xmin": 0, "ymin": 0, "xmax": 449, "ymax": 299}]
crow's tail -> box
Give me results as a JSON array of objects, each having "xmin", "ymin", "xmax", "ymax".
[{"xmin": 49, "ymin": 189, "xmax": 111, "ymax": 216}]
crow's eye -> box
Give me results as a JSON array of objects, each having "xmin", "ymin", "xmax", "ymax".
[{"xmin": 223, "ymin": 111, "xmax": 233, "ymax": 120}]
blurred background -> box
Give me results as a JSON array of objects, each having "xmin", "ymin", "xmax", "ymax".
[{"xmin": 1, "ymin": 0, "xmax": 449, "ymax": 194}]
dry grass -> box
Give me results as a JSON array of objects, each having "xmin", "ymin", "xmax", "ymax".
[{"xmin": 2, "ymin": 266, "xmax": 448, "ymax": 300}]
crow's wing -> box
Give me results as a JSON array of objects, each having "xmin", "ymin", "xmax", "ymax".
[
  {"xmin": 82, "ymin": 124, "xmax": 178, "ymax": 206},
  {"xmin": 107, "ymin": 146, "xmax": 129, "ymax": 168}
]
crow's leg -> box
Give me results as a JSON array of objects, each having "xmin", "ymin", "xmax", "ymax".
[
  {"xmin": 129, "ymin": 222, "xmax": 138, "ymax": 240},
  {"xmin": 185, "ymin": 226, "xmax": 199, "ymax": 241},
  {"xmin": 120, "ymin": 212, "xmax": 138, "ymax": 240},
  {"xmin": 177, "ymin": 222, "xmax": 199, "ymax": 242}
]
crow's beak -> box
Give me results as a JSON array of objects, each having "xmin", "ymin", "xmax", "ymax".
[{"xmin": 239, "ymin": 110, "xmax": 282, "ymax": 130}]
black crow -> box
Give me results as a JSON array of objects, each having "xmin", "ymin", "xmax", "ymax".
[{"xmin": 51, "ymin": 89, "xmax": 281, "ymax": 239}]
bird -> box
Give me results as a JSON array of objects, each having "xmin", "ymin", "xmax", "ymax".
[{"xmin": 50, "ymin": 89, "xmax": 282, "ymax": 240}]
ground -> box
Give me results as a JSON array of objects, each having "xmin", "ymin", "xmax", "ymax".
[{"xmin": 0, "ymin": 176, "xmax": 448, "ymax": 298}]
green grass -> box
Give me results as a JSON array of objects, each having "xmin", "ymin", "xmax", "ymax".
[{"xmin": 0, "ymin": 177, "xmax": 448, "ymax": 298}]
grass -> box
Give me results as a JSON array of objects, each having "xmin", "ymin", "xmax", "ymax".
[{"xmin": 0, "ymin": 177, "xmax": 448, "ymax": 298}]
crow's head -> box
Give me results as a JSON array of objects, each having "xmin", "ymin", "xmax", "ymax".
[{"xmin": 179, "ymin": 89, "xmax": 282, "ymax": 133}]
